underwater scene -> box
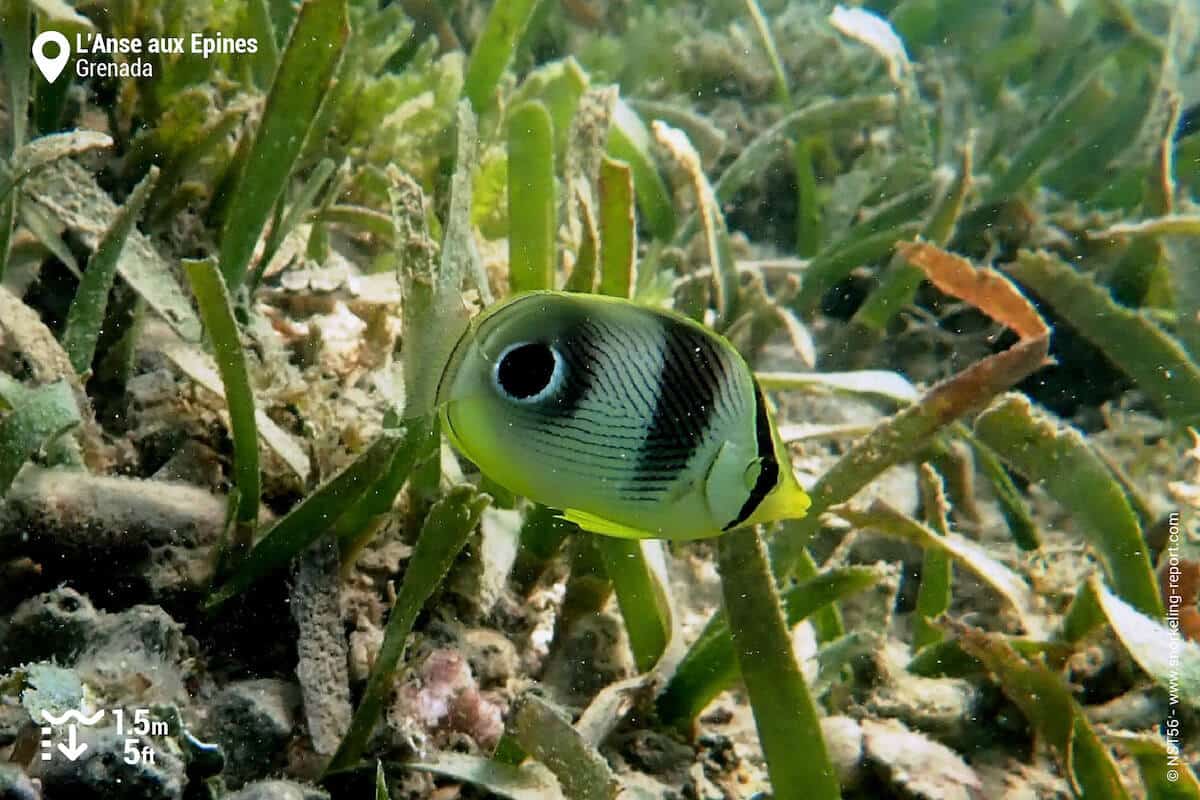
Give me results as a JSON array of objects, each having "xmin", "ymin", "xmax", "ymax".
[{"xmin": 0, "ymin": 0, "xmax": 1199, "ymax": 798}]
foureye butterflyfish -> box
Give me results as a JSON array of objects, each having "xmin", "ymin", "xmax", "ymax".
[{"xmin": 435, "ymin": 291, "xmax": 810, "ymax": 540}]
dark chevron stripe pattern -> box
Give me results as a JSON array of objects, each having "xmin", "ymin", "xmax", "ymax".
[
  {"xmin": 633, "ymin": 313, "xmax": 746, "ymax": 495},
  {"xmin": 492, "ymin": 303, "xmax": 750, "ymax": 505}
]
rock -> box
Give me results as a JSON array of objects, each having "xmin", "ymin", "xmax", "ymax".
[
  {"xmin": 0, "ymin": 589, "xmax": 190, "ymax": 703},
  {"xmin": 351, "ymin": 539, "xmax": 412, "ymax": 576},
  {"xmin": 140, "ymin": 544, "xmax": 216, "ymax": 601},
  {"xmin": 1086, "ymin": 689, "xmax": 1169, "ymax": 731},
  {"xmin": 835, "ymin": 561, "xmax": 903, "ymax": 637},
  {"xmin": 820, "ymin": 716, "xmax": 865, "ymax": 790},
  {"xmin": 35, "ymin": 727, "xmax": 185, "ymax": 800},
  {"xmin": 150, "ymin": 440, "xmax": 224, "ymax": 490},
  {"xmin": 347, "ymin": 619, "xmax": 384, "ymax": 684},
  {"xmin": 691, "ymin": 702, "xmax": 772, "ymax": 798},
  {"xmin": 861, "ymin": 718, "xmax": 983, "ymax": 800},
  {"xmin": 0, "ymin": 700, "xmax": 27, "ymax": 749},
  {"xmin": 685, "ymin": 761, "xmax": 724, "ymax": 800},
  {"xmin": 1, "ymin": 587, "xmax": 98, "ymax": 668},
  {"xmin": 460, "ymin": 628, "xmax": 518, "ymax": 688},
  {"xmin": 224, "ymin": 780, "xmax": 330, "ymax": 800},
  {"xmin": 389, "ymin": 649, "xmax": 505, "ymax": 751},
  {"xmin": 91, "ymin": 605, "xmax": 187, "ymax": 665},
  {"xmin": 207, "ymin": 680, "xmax": 301, "ymax": 788},
  {"xmin": 0, "ymin": 468, "xmax": 225, "ymax": 600},
  {"xmin": 541, "ymin": 611, "xmax": 634, "ymax": 708},
  {"xmin": 614, "ymin": 770, "xmax": 675, "ymax": 799},
  {"xmin": 973, "ymin": 754, "xmax": 1071, "ymax": 799},
  {"xmin": 449, "ymin": 508, "xmax": 522, "ymax": 618},
  {"xmin": 865, "ymin": 667, "xmax": 980, "ymax": 746},
  {"xmin": 618, "ymin": 730, "xmax": 694, "ymax": 776},
  {"xmin": 78, "ymin": 605, "xmax": 189, "ymax": 698},
  {"xmin": 0, "ymin": 764, "xmax": 39, "ymax": 800}
]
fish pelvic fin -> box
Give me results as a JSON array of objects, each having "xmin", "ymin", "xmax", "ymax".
[{"xmin": 558, "ymin": 508, "xmax": 657, "ymax": 540}]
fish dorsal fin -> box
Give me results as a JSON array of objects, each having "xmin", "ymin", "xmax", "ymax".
[{"xmin": 558, "ymin": 508, "xmax": 655, "ymax": 540}]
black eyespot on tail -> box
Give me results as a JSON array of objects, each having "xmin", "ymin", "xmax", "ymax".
[{"xmin": 496, "ymin": 342, "xmax": 558, "ymax": 400}]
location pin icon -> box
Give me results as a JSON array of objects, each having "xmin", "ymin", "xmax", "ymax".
[{"xmin": 32, "ymin": 31, "xmax": 70, "ymax": 84}]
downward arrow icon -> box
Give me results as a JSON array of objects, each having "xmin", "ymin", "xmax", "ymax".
[{"xmin": 57, "ymin": 725, "xmax": 88, "ymax": 761}]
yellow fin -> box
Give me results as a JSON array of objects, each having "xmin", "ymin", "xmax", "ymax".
[
  {"xmin": 558, "ymin": 508, "xmax": 656, "ymax": 540},
  {"xmin": 745, "ymin": 474, "xmax": 812, "ymax": 527}
]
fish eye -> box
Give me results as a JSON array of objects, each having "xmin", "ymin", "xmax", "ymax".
[{"xmin": 493, "ymin": 341, "xmax": 563, "ymax": 403}]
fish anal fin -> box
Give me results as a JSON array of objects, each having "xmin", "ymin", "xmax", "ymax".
[{"xmin": 559, "ymin": 508, "xmax": 655, "ymax": 540}]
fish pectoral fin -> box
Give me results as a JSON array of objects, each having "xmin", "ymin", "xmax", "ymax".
[{"xmin": 558, "ymin": 508, "xmax": 656, "ymax": 540}]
